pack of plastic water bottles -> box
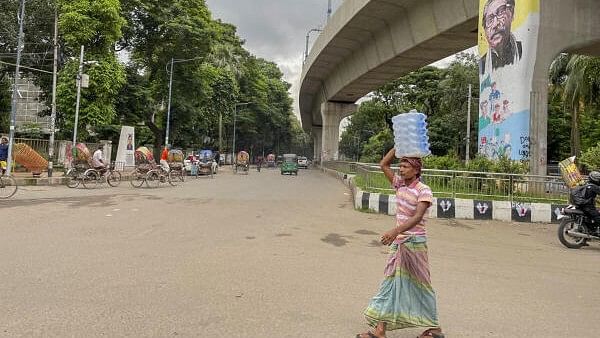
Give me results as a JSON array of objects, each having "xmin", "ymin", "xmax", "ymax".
[{"xmin": 392, "ymin": 110, "xmax": 431, "ymax": 158}]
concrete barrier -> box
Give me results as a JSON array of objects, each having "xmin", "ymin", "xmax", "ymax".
[{"xmin": 322, "ymin": 166, "xmax": 564, "ymax": 224}]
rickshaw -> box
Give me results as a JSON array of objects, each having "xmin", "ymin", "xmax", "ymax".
[
  {"xmin": 281, "ymin": 153, "xmax": 299, "ymax": 175},
  {"xmin": 130, "ymin": 146, "xmax": 156, "ymax": 187},
  {"xmin": 266, "ymin": 153, "xmax": 276, "ymax": 168},
  {"xmin": 64, "ymin": 143, "xmax": 122, "ymax": 189},
  {"xmin": 235, "ymin": 151, "xmax": 250, "ymax": 174},
  {"xmin": 196, "ymin": 149, "xmax": 216, "ymax": 178},
  {"xmin": 65, "ymin": 143, "xmax": 92, "ymax": 188},
  {"xmin": 167, "ymin": 149, "xmax": 185, "ymax": 183}
]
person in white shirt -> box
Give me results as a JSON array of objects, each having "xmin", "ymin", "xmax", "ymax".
[{"xmin": 92, "ymin": 145, "xmax": 107, "ymax": 173}]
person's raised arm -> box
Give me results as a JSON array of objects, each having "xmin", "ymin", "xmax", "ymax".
[{"xmin": 380, "ymin": 147, "xmax": 396, "ymax": 184}]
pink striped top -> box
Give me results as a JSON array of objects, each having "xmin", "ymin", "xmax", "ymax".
[{"xmin": 393, "ymin": 175, "xmax": 433, "ymax": 236}]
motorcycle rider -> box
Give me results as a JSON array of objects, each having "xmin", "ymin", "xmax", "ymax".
[{"xmin": 570, "ymin": 171, "xmax": 600, "ymax": 233}]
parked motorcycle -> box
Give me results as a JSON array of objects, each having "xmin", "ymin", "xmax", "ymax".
[{"xmin": 557, "ymin": 205, "xmax": 600, "ymax": 249}]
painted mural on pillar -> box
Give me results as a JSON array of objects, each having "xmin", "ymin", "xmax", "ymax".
[{"xmin": 478, "ymin": 0, "xmax": 540, "ymax": 160}]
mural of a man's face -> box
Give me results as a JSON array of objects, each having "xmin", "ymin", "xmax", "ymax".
[{"xmin": 483, "ymin": 0, "xmax": 515, "ymax": 50}]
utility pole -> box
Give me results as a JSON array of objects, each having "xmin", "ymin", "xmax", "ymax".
[
  {"xmin": 72, "ymin": 45, "xmax": 85, "ymax": 154},
  {"xmin": 327, "ymin": 0, "xmax": 332, "ymax": 21},
  {"xmin": 71, "ymin": 47, "xmax": 97, "ymax": 158},
  {"xmin": 466, "ymin": 84, "xmax": 472, "ymax": 164},
  {"xmin": 6, "ymin": 0, "xmax": 26, "ymax": 177},
  {"xmin": 165, "ymin": 58, "xmax": 174, "ymax": 147},
  {"xmin": 231, "ymin": 102, "xmax": 250, "ymax": 169},
  {"xmin": 47, "ymin": 7, "xmax": 58, "ymax": 177},
  {"xmin": 218, "ymin": 112, "xmax": 223, "ymax": 152}
]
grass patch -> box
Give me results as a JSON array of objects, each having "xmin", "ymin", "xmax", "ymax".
[
  {"xmin": 352, "ymin": 171, "xmax": 568, "ymax": 204},
  {"xmin": 357, "ymin": 206, "xmax": 379, "ymax": 214}
]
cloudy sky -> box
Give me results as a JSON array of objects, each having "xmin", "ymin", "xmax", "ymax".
[
  {"xmin": 205, "ymin": 1, "xmax": 472, "ymax": 123},
  {"xmin": 205, "ymin": 0, "xmax": 344, "ymax": 119}
]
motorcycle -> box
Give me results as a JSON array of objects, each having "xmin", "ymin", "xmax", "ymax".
[{"xmin": 557, "ymin": 205, "xmax": 600, "ymax": 249}]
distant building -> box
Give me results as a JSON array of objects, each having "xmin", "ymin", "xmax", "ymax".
[{"xmin": 11, "ymin": 77, "xmax": 51, "ymax": 133}]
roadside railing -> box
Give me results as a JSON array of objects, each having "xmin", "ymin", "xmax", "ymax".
[
  {"xmin": 13, "ymin": 138, "xmax": 60, "ymax": 161},
  {"xmin": 323, "ymin": 161, "xmax": 569, "ymax": 204}
]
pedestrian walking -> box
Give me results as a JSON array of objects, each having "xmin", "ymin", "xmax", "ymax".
[{"xmin": 356, "ymin": 148, "xmax": 444, "ymax": 338}]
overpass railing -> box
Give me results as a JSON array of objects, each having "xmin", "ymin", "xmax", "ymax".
[{"xmin": 322, "ymin": 161, "xmax": 569, "ymax": 204}]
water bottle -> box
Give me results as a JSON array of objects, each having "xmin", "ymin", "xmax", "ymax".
[{"xmin": 392, "ymin": 110, "xmax": 431, "ymax": 158}]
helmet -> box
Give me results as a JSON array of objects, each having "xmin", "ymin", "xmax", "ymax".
[{"xmin": 589, "ymin": 171, "xmax": 600, "ymax": 185}]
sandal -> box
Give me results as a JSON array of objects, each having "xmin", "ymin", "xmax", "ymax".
[{"xmin": 418, "ymin": 328, "xmax": 445, "ymax": 338}]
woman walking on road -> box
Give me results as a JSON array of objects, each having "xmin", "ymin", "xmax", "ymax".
[{"xmin": 356, "ymin": 148, "xmax": 444, "ymax": 338}]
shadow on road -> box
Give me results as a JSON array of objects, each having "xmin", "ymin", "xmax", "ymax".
[{"xmin": 0, "ymin": 193, "xmax": 163, "ymax": 209}]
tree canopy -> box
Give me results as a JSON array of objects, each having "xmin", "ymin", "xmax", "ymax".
[{"xmin": 0, "ymin": 0, "xmax": 307, "ymax": 160}]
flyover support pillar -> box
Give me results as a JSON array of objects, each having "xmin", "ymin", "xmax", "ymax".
[
  {"xmin": 312, "ymin": 126, "xmax": 322, "ymax": 165},
  {"xmin": 529, "ymin": 82, "xmax": 548, "ymax": 178},
  {"xmin": 321, "ymin": 102, "xmax": 356, "ymax": 162},
  {"xmin": 527, "ymin": 0, "xmax": 600, "ymax": 176}
]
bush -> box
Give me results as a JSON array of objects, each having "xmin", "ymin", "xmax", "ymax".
[
  {"xmin": 360, "ymin": 129, "xmax": 393, "ymax": 163},
  {"xmin": 464, "ymin": 155, "xmax": 495, "ymax": 172},
  {"xmin": 492, "ymin": 156, "xmax": 528, "ymax": 174},
  {"xmin": 423, "ymin": 154, "xmax": 462, "ymax": 170},
  {"xmin": 580, "ymin": 142, "xmax": 600, "ymax": 172}
]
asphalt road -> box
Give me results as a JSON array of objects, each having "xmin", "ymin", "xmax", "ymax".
[{"xmin": 1, "ymin": 167, "xmax": 599, "ymax": 337}]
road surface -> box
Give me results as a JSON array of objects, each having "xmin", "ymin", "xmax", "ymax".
[{"xmin": 1, "ymin": 167, "xmax": 598, "ymax": 337}]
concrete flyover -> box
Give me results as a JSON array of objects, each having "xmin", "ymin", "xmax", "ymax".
[{"xmin": 300, "ymin": 0, "xmax": 600, "ymax": 175}]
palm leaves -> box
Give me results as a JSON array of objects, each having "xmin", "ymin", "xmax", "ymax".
[{"xmin": 549, "ymin": 53, "xmax": 600, "ymax": 156}]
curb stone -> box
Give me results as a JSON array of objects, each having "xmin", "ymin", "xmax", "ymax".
[{"xmin": 321, "ymin": 167, "xmax": 565, "ymax": 224}]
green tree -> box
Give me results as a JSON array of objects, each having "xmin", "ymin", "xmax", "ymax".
[
  {"xmin": 339, "ymin": 53, "xmax": 478, "ymax": 161},
  {"xmin": 56, "ymin": 0, "xmax": 126, "ymax": 140},
  {"xmin": 120, "ymin": 0, "xmax": 215, "ymax": 151},
  {"xmin": 549, "ymin": 54, "xmax": 600, "ymax": 157},
  {"xmin": 0, "ymin": 75, "xmax": 10, "ymax": 132},
  {"xmin": 0, "ymin": 0, "xmax": 57, "ymax": 122}
]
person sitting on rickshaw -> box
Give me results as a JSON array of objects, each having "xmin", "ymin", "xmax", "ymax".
[
  {"xmin": 92, "ymin": 145, "xmax": 108, "ymax": 175},
  {"xmin": 160, "ymin": 146, "xmax": 170, "ymax": 173}
]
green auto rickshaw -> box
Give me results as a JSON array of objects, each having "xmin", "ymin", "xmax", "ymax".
[{"xmin": 280, "ymin": 153, "xmax": 298, "ymax": 175}]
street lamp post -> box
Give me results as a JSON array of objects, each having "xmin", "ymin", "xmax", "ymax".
[
  {"xmin": 304, "ymin": 28, "xmax": 322, "ymax": 62},
  {"xmin": 466, "ymin": 84, "xmax": 472, "ymax": 164},
  {"xmin": 165, "ymin": 58, "xmax": 174, "ymax": 147},
  {"xmin": 164, "ymin": 56, "xmax": 202, "ymax": 148},
  {"xmin": 72, "ymin": 45, "xmax": 97, "ymax": 156},
  {"xmin": 232, "ymin": 102, "xmax": 251, "ymax": 168},
  {"xmin": 47, "ymin": 6, "xmax": 58, "ymax": 177},
  {"xmin": 5, "ymin": 0, "xmax": 26, "ymax": 177}
]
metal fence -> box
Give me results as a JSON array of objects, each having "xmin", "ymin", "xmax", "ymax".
[
  {"xmin": 12, "ymin": 138, "xmax": 60, "ymax": 162},
  {"xmin": 323, "ymin": 161, "xmax": 570, "ymax": 204}
]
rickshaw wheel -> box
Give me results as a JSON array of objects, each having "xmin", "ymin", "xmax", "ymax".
[
  {"xmin": 82, "ymin": 170, "xmax": 99, "ymax": 189},
  {"xmin": 168, "ymin": 170, "xmax": 180, "ymax": 186},
  {"xmin": 65, "ymin": 168, "xmax": 80, "ymax": 188},
  {"xmin": 145, "ymin": 170, "xmax": 161, "ymax": 188},
  {"xmin": 107, "ymin": 171, "xmax": 122, "ymax": 187},
  {"xmin": 130, "ymin": 169, "xmax": 145, "ymax": 188}
]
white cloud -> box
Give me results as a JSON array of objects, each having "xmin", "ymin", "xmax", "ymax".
[{"xmin": 206, "ymin": 0, "xmax": 343, "ymax": 120}]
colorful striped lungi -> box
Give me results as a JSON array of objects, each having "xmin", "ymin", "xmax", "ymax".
[{"xmin": 364, "ymin": 235, "xmax": 439, "ymax": 330}]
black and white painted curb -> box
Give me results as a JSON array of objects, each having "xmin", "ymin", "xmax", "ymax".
[
  {"xmin": 353, "ymin": 189, "xmax": 566, "ymax": 223},
  {"xmin": 320, "ymin": 166, "xmax": 565, "ymax": 223}
]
